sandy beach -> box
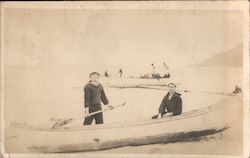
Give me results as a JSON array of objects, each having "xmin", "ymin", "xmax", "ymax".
[{"xmin": 4, "ymin": 66, "xmax": 243, "ymax": 156}]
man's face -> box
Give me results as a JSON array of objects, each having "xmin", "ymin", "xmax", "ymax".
[
  {"xmin": 90, "ymin": 74, "xmax": 99, "ymax": 82},
  {"xmin": 168, "ymin": 85, "xmax": 176, "ymax": 93}
]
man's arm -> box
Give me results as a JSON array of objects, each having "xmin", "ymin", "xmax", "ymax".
[
  {"xmin": 84, "ymin": 86, "xmax": 91, "ymax": 108},
  {"xmin": 101, "ymin": 86, "xmax": 109, "ymax": 105},
  {"xmin": 158, "ymin": 96, "xmax": 167, "ymax": 117},
  {"xmin": 100, "ymin": 86, "xmax": 113, "ymax": 110},
  {"xmin": 173, "ymin": 97, "xmax": 182, "ymax": 115}
]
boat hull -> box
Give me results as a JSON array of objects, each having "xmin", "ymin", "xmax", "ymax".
[{"xmin": 8, "ymin": 95, "xmax": 241, "ymax": 153}]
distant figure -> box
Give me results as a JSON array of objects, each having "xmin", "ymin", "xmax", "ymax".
[
  {"xmin": 83, "ymin": 72, "xmax": 113, "ymax": 125},
  {"xmin": 157, "ymin": 83, "xmax": 182, "ymax": 117},
  {"xmin": 233, "ymin": 85, "xmax": 241, "ymax": 94},
  {"xmin": 104, "ymin": 71, "xmax": 109, "ymax": 77},
  {"xmin": 151, "ymin": 63, "xmax": 156, "ymax": 74},
  {"xmin": 119, "ymin": 69, "xmax": 123, "ymax": 77}
]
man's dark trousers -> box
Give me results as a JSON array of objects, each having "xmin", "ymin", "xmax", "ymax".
[{"xmin": 83, "ymin": 112, "xmax": 103, "ymax": 125}]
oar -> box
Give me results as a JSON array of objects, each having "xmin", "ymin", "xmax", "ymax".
[
  {"xmin": 51, "ymin": 102, "xmax": 126, "ymax": 129},
  {"xmin": 85, "ymin": 102, "xmax": 126, "ymax": 117}
]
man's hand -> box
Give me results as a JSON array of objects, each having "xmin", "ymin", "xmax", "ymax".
[
  {"xmin": 108, "ymin": 105, "xmax": 114, "ymax": 110},
  {"xmin": 160, "ymin": 113, "xmax": 165, "ymax": 118},
  {"xmin": 161, "ymin": 111, "xmax": 171, "ymax": 117},
  {"xmin": 161, "ymin": 111, "xmax": 168, "ymax": 117},
  {"xmin": 85, "ymin": 107, "xmax": 89, "ymax": 115}
]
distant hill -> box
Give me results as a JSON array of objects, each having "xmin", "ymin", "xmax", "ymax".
[{"xmin": 195, "ymin": 44, "xmax": 243, "ymax": 67}]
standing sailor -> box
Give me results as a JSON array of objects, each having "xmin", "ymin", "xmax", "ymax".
[{"xmin": 83, "ymin": 72, "xmax": 113, "ymax": 125}]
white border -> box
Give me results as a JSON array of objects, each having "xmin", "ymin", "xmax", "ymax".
[
  {"xmin": 0, "ymin": 1, "xmax": 249, "ymax": 10},
  {"xmin": 0, "ymin": 3, "xmax": 7, "ymax": 158},
  {"xmin": 5, "ymin": 153, "xmax": 246, "ymax": 158},
  {"xmin": 0, "ymin": 1, "xmax": 249, "ymax": 158},
  {"xmin": 242, "ymin": 4, "xmax": 250, "ymax": 158}
]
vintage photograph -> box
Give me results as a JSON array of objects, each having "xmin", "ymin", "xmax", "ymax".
[{"xmin": 1, "ymin": 1, "xmax": 249, "ymax": 158}]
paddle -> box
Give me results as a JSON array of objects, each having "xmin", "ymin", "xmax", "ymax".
[
  {"xmin": 51, "ymin": 102, "xmax": 126, "ymax": 129},
  {"xmin": 151, "ymin": 114, "xmax": 159, "ymax": 119}
]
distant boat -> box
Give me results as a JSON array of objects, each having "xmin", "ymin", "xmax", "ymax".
[
  {"xmin": 101, "ymin": 62, "xmax": 171, "ymax": 80},
  {"xmin": 10, "ymin": 95, "xmax": 240, "ymax": 153},
  {"xmin": 138, "ymin": 73, "xmax": 170, "ymax": 80},
  {"xmin": 138, "ymin": 62, "xmax": 170, "ymax": 80}
]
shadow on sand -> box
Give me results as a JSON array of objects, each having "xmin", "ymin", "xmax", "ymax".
[{"xmin": 29, "ymin": 127, "xmax": 229, "ymax": 153}]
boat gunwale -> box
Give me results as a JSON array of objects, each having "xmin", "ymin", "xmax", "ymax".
[{"xmin": 11, "ymin": 95, "xmax": 236, "ymax": 132}]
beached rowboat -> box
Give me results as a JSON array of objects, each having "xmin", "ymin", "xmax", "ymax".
[{"xmin": 10, "ymin": 95, "xmax": 241, "ymax": 153}]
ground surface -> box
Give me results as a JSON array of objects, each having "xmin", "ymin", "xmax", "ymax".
[{"xmin": 4, "ymin": 67, "xmax": 243, "ymax": 156}]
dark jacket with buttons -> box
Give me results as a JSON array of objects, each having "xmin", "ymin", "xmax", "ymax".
[
  {"xmin": 84, "ymin": 81, "xmax": 109, "ymax": 112},
  {"xmin": 159, "ymin": 92, "xmax": 182, "ymax": 115}
]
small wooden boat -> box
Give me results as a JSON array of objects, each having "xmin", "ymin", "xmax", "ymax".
[{"xmin": 9, "ymin": 95, "xmax": 241, "ymax": 153}]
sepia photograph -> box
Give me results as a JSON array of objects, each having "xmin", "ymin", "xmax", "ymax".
[{"xmin": 0, "ymin": 1, "xmax": 249, "ymax": 158}]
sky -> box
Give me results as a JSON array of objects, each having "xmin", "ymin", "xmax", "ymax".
[{"xmin": 4, "ymin": 9, "xmax": 243, "ymax": 69}]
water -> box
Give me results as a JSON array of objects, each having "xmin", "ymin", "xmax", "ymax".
[
  {"xmin": 4, "ymin": 66, "xmax": 242, "ymax": 125},
  {"xmin": 4, "ymin": 66, "xmax": 243, "ymax": 154}
]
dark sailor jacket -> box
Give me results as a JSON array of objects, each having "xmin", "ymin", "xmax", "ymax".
[
  {"xmin": 84, "ymin": 81, "xmax": 109, "ymax": 112},
  {"xmin": 159, "ymin": 92, "xmax": 182, "ymax": 116}
]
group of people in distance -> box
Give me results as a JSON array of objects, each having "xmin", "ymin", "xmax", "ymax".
[
  {"xmin": 83, "ymin": 72, "xmax": 182, "ymax": 125},
  {"xmin": 104, "ymin": 69, "xmax": 123, "ymax": 78},
  {"xmin": 139, "ymin": 73, "xmax": 170, "ymax": 80}
]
